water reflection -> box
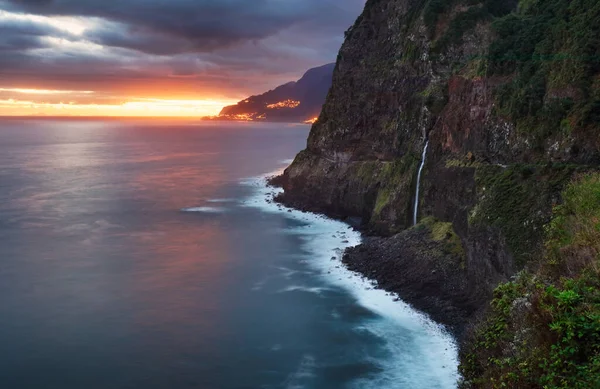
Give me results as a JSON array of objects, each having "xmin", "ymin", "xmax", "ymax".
[{"xmin": 0, "ymin": 120, "xmax": 458, "ymax": 389}]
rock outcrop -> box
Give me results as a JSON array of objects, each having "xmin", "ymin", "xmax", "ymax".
[{"xmin": 277, "ymin": 0, "xmax": 600, "ymax": 386}]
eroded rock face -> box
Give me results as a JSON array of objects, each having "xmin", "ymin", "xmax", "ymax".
[
  {"xmin": 278, "ymin": 0, "xmax": 597, "ymax": 346},
  {"xmin": 282, "ymin": 0, "xmax": 438, "ymax": 234},
  {"xmin": 279, "ymin": 2, "xmax": 504, "ymax": 327},
  {"xmin": 281, "ymin": 0, "xmax": 503, "ymax": 232},
  {"xmin": 282, "ymin": 0, "xmax": 596, "ymax": 230}
]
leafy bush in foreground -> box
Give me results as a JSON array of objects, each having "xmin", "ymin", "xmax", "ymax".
[{"xmin": 460, "ymin": 173, "xmax": 600, "ymax": 388}]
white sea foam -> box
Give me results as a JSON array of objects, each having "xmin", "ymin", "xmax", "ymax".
[
  {"xmin": 274, "ymin": 266, "xmax": 314, "ymax": 279},
  {"xmin": 240, "ymin": 168, "xmax": 460, "ymax": 389},
  {"xmin": 277, "ymin": 285, "xmax": 332, "ymax": 296},
  {"xmin": 206, "ymin": 198, "xmax": 236, "ymax": 203},
  {"xmin": 284, "ymin": 354, "xmax": 317, "ymax": 389},
  {"xmin": 251, "ymin": 279, "xmax": 268, "ymax": 291},
  {"xmin": 271, "ymin": 344, "xmax": 283, "ymax": 352},
  {"xmin": 180, "ymin": 206, "xmax": 227, "ymax": 213}
]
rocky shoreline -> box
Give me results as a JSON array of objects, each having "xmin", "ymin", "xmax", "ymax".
[
  {"xmin": 342, "ymin": 232, "xmax": 483, "ymax": 338},
  {"xmin": 266, "ymin": 0, "xmax": 600, "ymax": 383},
  {"xmin": 269, "ymin": 175, "xmax": 483, "ymax": 339}
]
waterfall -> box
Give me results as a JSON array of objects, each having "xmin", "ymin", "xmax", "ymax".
[{"xmin": 413, "ymin": 140, "xmax": 429, "ymax": 226}]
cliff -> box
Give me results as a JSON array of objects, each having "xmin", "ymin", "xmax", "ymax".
[
  {"xmin": 277, "ymin": 0, "xmax": 600, "ymax": 387},
  {"xmin": 215, "ymin": 63, "xmax": 335, "ymax": 123}
]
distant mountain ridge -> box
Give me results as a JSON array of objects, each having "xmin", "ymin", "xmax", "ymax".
[{"xmin": 213, "ymin": 63, "xmax": 335, "ymax": 123}]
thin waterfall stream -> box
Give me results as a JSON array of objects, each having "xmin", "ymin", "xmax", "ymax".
[{"xmin": 413, "ymin": 140, "xmax": 429, "ymax": 226}]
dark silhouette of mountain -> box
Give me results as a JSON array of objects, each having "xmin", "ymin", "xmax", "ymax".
[{"xmin": 213, "ymin": 63, "xmax": 334, "ymax": 123}]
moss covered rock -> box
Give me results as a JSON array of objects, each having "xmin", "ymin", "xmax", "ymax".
[{"xmin": 460, "ymin": 173, "xmax": 600, "ymax": 388}]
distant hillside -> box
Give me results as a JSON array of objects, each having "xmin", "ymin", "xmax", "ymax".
[{"xmin": 212, "ymin": 63, "xmax": 334, "ymax": 123}]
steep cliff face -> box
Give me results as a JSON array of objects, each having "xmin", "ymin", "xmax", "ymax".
[
  {"xmin": 279, "ymin": 0, "xmax": 600, "ymax": 386},
  {"xmin": 459, "ymin": 173, "xmax": 600, "ymax": 388},
  {"xmin": 283, "ymin": 0, "xmax": 438, "ymax": 233},
  {"xmin": 282, "ymin": 0, "xmax": 598, "ymax": 231}
]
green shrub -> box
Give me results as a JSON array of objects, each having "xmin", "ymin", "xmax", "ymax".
[
  {"xmin": 423, "ymin": 0, "xmax": 599, "ymax": 144},
  {"xmin": 424, "ymin": 0, "xmax": 516, "ymax": 49},
  {"xmin": 420, "ymin": 216, "xmax": 466, "ymax": 262},
  {"xmin": 423, "ymin": 0, "xmax": 456, "ymax": 35},
  {"xmin": 470, "ymin": 164, "xmax": 580, "ymax": 267},
  {"xmin": 461, "ymin": 173, "xmax": 600, "ymax": 388},
  {"xmin": 488, "ymin": 0, "xmax": 600, "ymax": 140}
]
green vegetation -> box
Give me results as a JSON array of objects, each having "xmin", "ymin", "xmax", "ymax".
[
  {"xmin": 470, "ymin": 164, "xmax": 584, "ymax": 266},
  {"xmin": 434, "ymin": 5, "xmax": 490, "ymax": 52},
  {"xmin": 373, "ymin": 189, "xmax": 391, "ymax": 217},
  {"xmin": 372, "ymin": 156, "xmax": 419, "ymax": 220},
  {"xmin": 401, "ymin": 40, "xmax": 420, "ymax": 64},
  {"xmin": 423, "ymin": 0, "xmax": 515, "ymax": 50},
  {"xmin": 357, "ymin": 160, "xmax": 383, "ymax": 183},
  {"xmin": 420, "ymin": 82, "xmax": 449, "ymax": 115},
  {"xmin": 445, "ymin": 156, "xmax": 484, "ymax": 168},
  {"xmin": 461, "ymin": 57, "xmax": 489, "ymax": 79},
  {"xmin": 290, "ymin": 149, "xmax": 312, "ymax": 166},
  {"xmin": 346, "ymin": 2, "xmax": 600, "ymax": 386},
  {"xmin": 420, "ymin": 216, "xmax": 466, "ymax": 262},
  {"xmin": 461, "ymin": 173, "xmax": 600, "ymax": 388},
  {"xmin": 422, "ymin": 0, "xmax": 599, "ymax": 149},
  {"xmin": 488, "ymin": 0, "xmax": 600, "ymax": 143}
]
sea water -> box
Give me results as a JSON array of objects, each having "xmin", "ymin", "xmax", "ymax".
[{"xmin": 0, "ymin": 119, "xmax": 458, "ymax": 388}]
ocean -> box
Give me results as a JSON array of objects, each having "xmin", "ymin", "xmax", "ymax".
[{"xmin": 0, "ymin": 119, "xmax": 458, "ymax": 389}]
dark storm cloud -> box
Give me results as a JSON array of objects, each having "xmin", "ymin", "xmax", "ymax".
[
  {"xmin": 3, "ymin": 0, "xmax": 362, "ymax": 54},
  {"xmin": 0, "ymin": 16, "xmax": 73, "ymax": 51},
  {"xmin": 0, "ymin": 0, "xmax": 365, "ymax": 98}
]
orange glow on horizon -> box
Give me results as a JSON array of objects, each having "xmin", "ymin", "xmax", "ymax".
[
  {"xmin": 0, "ymin": 95, "xmax": 240, "ymax": 117},
  {"xmin": 0, "ymin": 88, "xmax": 95, "ymax": 95},
  {"xmin": 304, "ymin": 117, "xmax": 318, "ymax": 124}
]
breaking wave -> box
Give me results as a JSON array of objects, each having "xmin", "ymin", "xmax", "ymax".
[{"xmin": 240, "ymin": 167, "xmax": 460, "ymax": 389}]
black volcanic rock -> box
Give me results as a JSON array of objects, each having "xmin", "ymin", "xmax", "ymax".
[{"xmin": 216, "ymin": 63, "xmax": 334, "ymax": 123}]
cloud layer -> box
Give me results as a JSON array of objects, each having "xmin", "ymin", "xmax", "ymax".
[{"xmin": 0, "ymin": 0, "xmax": 365, "ymax": 107}]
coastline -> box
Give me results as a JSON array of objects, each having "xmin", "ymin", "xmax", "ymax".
[
  {"xmin": 249, "ymin": 169, "xmax": 460, "ymax": 387},
  {"xmin": 269, "ymin": 173, "xmax": 480, "ymax": 339}
]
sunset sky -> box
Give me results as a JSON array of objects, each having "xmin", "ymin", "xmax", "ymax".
[{"xmin": 0, "ymin": 0, "xmax": 365, "ymax": 116}]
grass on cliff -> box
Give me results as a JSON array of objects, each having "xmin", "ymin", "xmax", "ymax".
[
  {"xmin": 424, "ymin": 0, "xmax": 516, "ymax": 52},
  {"xmin": 470, "ymin": 163, "xmax": 585, "ymax": 267},
  {"xmin": 488, "ymin": 0, "xmax": 600, "ymax": 146},
  {"xmin": 425, "ymin": 0, "xmax": 599, "ymax": 153},
  {"xmin": 460, "ymin": 173, "xmax": 600, "ymax": 388},
  {"xmin": 370, "ymin": 155, "xmax": 419, "ymax": 231},
  {"xmin": 419, "ymin": 216, "xmax": 466, "ymax": 265}
]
